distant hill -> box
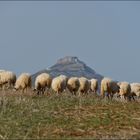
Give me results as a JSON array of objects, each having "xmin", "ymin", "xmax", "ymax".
[{"xmin": 31, "ymin": 56, "xmax": 104, "ymax": 85}]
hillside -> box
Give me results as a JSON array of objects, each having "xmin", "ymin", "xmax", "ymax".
[
  {"xmin": 31, "ymin": 56, "xmax": 103, "ymax": 84},
  {"xmin": 0, "ymin": 91, "xmax": 139, "ymax": 139}
]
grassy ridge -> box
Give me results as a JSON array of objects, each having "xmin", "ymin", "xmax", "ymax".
[{"xmin": 0, "ymin": 91, "xmax": 140, "ymax": 139}]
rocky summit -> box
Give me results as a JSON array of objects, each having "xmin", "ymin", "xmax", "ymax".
[{"xmin": 31, "ymin": 56, "xmax": 103, "ymax": 84}]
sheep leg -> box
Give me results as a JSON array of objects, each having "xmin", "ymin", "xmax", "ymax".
[
  {"xmin": 22, "ymin": 88, "xmax": 24, "ymax": 94},
  {"xmin": 79, "ymin": 91, "xmax": 81, "ymax": 97},
  {"xmin": 120, "ymin": 95, "xmax": 124, "ymax": 101},
  {"xmin": 117, "ymin": 94, "xmax": 121, "ymax": 98},
  {"xmin": 131, "ymin": 95, "xmax": 135, "ymax": 101},
  {"xmin": 25, "ymin": 88, "xmax": 28, "ymax": 93},
  {"xmin": 124, "ymin": 95, "xmax": 129, "ymax": 101},
  {"xmin": 106, "ymin": 93, "xmax": 110, "ymax": 99},
  {"xmin": 71, "ymin": 91, "xmax": 73, "ymax": 96},
  {"xmin": 42, "ymin": 89, "xmax": 45, "ymax": 95},
  {"xmin": 127, "ymin": 96, "xmax": 131, "ymax": 102},
  {"xmin": 85, "ymin": 92, "xmax": 88, "ymax": 97},
  {"xmin": 42, "ymin": 88, "xmax": 45, "ymax": 95},
  {"xmin": 110, "ymin": 93, "xmax": 114, "ymax": 100},
  {"xmin": 37, "ymin": 90, "xmax": 40, "ymax": 95},
  {"xmin": 73, "ymin": 91, "xmax": 76, "ymax": 96},
  {"xmin": 101, "ymin": 88, "xmax": 105, "ymax": 98},
  {"xmin": 56, "ymin": 91, "xmax": 59, "ymax": 96}
]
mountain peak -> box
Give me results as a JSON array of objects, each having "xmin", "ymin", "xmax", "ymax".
[
  {"xmin": 56, "ymin": 56, "xmax": 82, "ymax": 65},
  {"xmin": 50, "ymin": 56, "xmax": 86, "ymax": 71}
]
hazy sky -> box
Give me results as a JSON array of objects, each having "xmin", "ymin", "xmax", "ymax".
[{"xmin": 0, "ymin": 1, "xmax": 140, "ymax": 82}]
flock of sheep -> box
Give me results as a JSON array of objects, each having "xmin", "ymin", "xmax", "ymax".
[{"xmin": 0, "ymin": 70, "xmax": 140, "ymax": 101}]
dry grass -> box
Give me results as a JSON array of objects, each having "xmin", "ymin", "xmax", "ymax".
[{"xmin": 0, "ymin": 90, "xmax": 140, "ymax": 139}]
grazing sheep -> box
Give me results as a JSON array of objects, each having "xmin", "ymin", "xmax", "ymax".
[
  {"xmin": 119, "ymin": 82, "xmax": 131, "ymax": 101},
  {"xmin": 34, "ymin": 73, "xmax": 52, "ymax": 95},
  {"xmin": 0, "ymin": 70, "xmax": 16, "ymax": 89},
  {"xmin": 51, "ymin": 75, "xmax": 68, "ymax": 95},
  {"xmin": 67, "ymin": 77, "xmax": 80, "ymax": 95},
  {"xmin": 130, "ymin": 83, "xmax": 140, "ymax": 98},
  {"xmin": 15, "ymin": 73, "xmax": 31, "ymax": 93},
  {"xmin": 6, "ymin": 71, "xmax": 16, "ymax": 88},
  {"xmin": 101, "ymin": 77, "xmax": 120, "ymax": 99},
  {"xmin": 87, "ymin": 79, "xmax": 91, "ymax": 94},
  {"xmin": 78, "ymin": 77, "xmax": 90, "ymax": 96},
  {"xmin": 90, "ymin": 78, "xmax": 98, "ymax": 94},
  {"xmin": 59, "ymin": 75, "xmax": 68, "ymax": 91}
]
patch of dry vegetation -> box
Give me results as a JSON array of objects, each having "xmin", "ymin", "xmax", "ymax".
[{"xmin": 0, "ymin": 90, "xmax": 140, "ymax": 139}]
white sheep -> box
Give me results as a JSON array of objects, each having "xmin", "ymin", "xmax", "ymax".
[
  {"xmin": 67, "ymin": 77, "xmax": 80, "ymax": 95},
  {"xmin": 101, "ymin": 77, "xmax": 120, "ymax": 99},
  {"xmin": 51, "ymin": 75, "xmax": 68, "ymax": 95},
  {"xmin": 130, "ymin": 83, "xmax": 140, "ymax": 98},
  {"xmin": 119, "ymin": 82, "xmax": 131, "ymax": 101},
  {"xmin": 0, "ymin": 70, "xmax": 16, "ymax": 89},
  {"xmin": 90, "ymin": 78, "xmax": 98, "ymax": 94},
  {"xmin": 34, "ymin": 73, "xmax": 52, "ymax": 95},
  {"xmin": 78, "ymin": 77, "xmax": 90, "ymax": 96},
  {"xmin": 15, "ymin": 73, "xmax": 31, "ymax": 93},
  {"xmin": 59, "ymin": 75, "xmax": 68, "ymax": 90}
]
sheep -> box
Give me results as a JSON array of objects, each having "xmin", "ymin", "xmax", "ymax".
[
  {"xmin": 14, "ymin": 73, "xmax": 31, "ymax": 93},
  {"xmin": 6, "ymin": 71, "xmax": 16, "ymax": 88},
  {"xmin": 130, "ymin": 83, "xmax": 140, "ymax": 98},
  {"xmin": 101, "ymin": 77, "xmax": 120, "ymax": 99},
  {"xmin": 119, "ymin": 82, "xmax": 132, "ymax": 101},
  {"xmin": 67, "ymin": 77, "xmax": 80, "ymax": 95},
  {"xmin": 34, "ymin": 73, "xmax": 52, "ymax": 95},
  {"xmin": 78, "ymin": 77, "xmax": 90, "ymax": 96},
  {"xmin": 51, "ymin": 75, "xmax": 68, "ymax": 95},
  {"xmin": 59, "ymin": 75, "xmax": 68, "ymax": 84},
  {"xmin": 59, "ymin": 75, "xmax": 68, "ymax": 91},
  {"xmin": 0, "ymin": 71, "xmax": 7, "ymax": 88},
  {"xmin": 0, "ymin": 70, "xmax": 16, "ymax": 89},
  {"xmin": 90, "ymin": 78, "xmax": 98, "ymax": 94}
]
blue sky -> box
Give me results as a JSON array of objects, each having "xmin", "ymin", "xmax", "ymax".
[{"xmin": 0, "ymin": 1, "xmax": 140, "ymax": 82}]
